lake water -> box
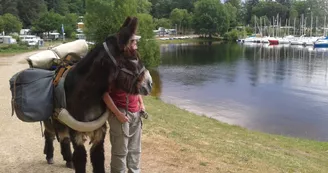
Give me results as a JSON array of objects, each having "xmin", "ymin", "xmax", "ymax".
[{"xmin": 150, "ymin": 42, "xmax": 328, "ymax": 141}]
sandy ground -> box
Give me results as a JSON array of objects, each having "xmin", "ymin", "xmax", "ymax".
[{"xmin": 0, "ymin": 51, "xmax": 212, "ymax": 173}]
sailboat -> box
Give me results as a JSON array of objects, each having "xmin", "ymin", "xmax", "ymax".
[{"xmin": 314, "ymin": 37, "xmax": 328, "ymax": 48}]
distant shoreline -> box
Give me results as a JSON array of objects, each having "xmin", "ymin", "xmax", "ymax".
[{"xmin": 155, "ymin": 36, "xmax": 222, "ymax": 44}]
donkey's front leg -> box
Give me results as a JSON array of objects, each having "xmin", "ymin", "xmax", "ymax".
[
  {"xmin": 60, "ymin": 137, "xmax": 74, "ymax": 168},
  {"xmin": 90, "ymin": 132, "xmax": 106, "ymax": 173},
  {"xmin": 70, "ymin": 130, "xmax": 87, "ymax": 173}
]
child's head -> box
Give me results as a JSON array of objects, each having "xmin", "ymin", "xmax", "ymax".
[{"xmin": 129, "ymin": 34, "xmax": 141, "ymax": 50}]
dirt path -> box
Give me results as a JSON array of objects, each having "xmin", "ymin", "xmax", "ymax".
[
  {"xmin": 0, "ymin": 51, "xmax": 198, "ymax": 173},
  {"xmin": 0, "ymin": 51, "xmax": 117, "ymax": 173}
]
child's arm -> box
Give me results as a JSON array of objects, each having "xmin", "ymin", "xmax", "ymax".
[
  {"xmin": 103, "ymin": 91, "xmax": 128, "ymax": 123},
  {"xmin": 139, "ymin": 95, "xmax": 145, "ymax": 111}
]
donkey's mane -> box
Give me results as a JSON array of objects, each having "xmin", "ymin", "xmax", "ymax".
[
  {"xmin": 74, "ymin": 36, "xmax": 119, "ymax": 75},
  {"xmin": 65, "ymin": 36, "xmax": 120, "ymax": 120}
]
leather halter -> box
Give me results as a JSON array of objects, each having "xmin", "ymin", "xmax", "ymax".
[{"xmin": 103, "ymin": 41, "xmax": 145, "ymax": 81}]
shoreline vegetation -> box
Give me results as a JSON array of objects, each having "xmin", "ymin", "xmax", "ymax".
[
  {"xmin": 0, "ymin": 36, "xmax": 221, "ymax": 56},
  {"xmin": 155, "ymin": 36, "xmax": 222, "ymax": 44},
  {"xmin": 143, "ymin": 96, "xmax": 328, "ymax": 172}
]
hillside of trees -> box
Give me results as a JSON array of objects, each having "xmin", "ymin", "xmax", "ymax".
[{"xmin": 0, "ymin": 0, "xmax": 327, "ymax": 38}]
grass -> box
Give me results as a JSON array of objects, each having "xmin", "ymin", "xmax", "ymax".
[
  {"xmin": 156, "ymin": 37, "xmax": 222, "ymax": 44},
  {"xmin": 0, "ymin": 38, "xmax": 77, "ymax": 57},
  {"xmin": 142, "ymin": 96, "xmax": 328, "ymax": 173},
  {"xmin": 43, "ymin": 38, "xmax": 75, "ymax": 48},
  {"xmin": 0, "ymin": 44, "xmax": 38, "ymax": 56}
]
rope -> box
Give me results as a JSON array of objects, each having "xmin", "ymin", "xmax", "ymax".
[
  {"xmin": 121, "ymin": 94, "xmax": 139, "ymax": 138},
  {"xmin": 40, "ymin": 121, "xmax": 44, "ymax": 137}
]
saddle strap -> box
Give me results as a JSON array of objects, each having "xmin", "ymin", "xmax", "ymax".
[{"xmin": 53, "ymin": 55, "xmax": 73, "ymax": 87}]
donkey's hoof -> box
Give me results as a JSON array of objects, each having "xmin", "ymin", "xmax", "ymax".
[
  {"xmin": 47, "ymin": 158, "xmax": 54, "ymax": 164},
  {"xmin": 66, "ymin": 161, "xmax": 74, "ymax": 169}
]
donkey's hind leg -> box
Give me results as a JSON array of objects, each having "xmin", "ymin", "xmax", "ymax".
[{"xmin": 43, "ymin": 130, "xmax": 55, "ymax": 164}]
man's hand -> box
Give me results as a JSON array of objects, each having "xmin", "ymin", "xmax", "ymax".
[{"xmin": 115, "ymin": 111, "xmax": 129, "ymax": 123}]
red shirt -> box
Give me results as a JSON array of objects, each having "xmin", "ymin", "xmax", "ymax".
[{"xmin": 109, "ymin": 88, "xmax": 140, "ymax": 113}]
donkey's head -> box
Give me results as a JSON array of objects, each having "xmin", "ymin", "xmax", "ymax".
[
  {"xmin": 107, "ymin": 16, "xmax": 152, "ymax": 95},
  {"xmin": 73, "ymin": 16, "xmax": 152, "ymax": 101}
]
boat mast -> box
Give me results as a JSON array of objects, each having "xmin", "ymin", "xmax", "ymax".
[
  {"xmin": 311, "ymin": 12, "xmax": 313, "ymax": 37},
  {"xmin": 304, "ymin": 17, "xmax": 307, "ymax": 36},
  {"xmin": 288, "ymin": 18, "xmax": 290, "ymax": 36},
  {"xmin": 294, "ymin": 18, "xmax": 296, "ymax": 36},
  {"xmin": 324, "ymin": 16, "xmax": 327, "ymax": 36},
  {"xmin": 273, "ymin": 16, "xmax": 275, "ymax": 37},
  {"xmin": 316, "ymin": 16, "xmax": 318, "ymax": 37}
]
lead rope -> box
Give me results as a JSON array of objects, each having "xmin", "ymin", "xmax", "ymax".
[
  {"xmin": 121, "ymin": 94, "xmax": 138, "ymax": 138},
  {"xmin": 40, "ymin": 121, "xmax": 44, "ymax": 137}
]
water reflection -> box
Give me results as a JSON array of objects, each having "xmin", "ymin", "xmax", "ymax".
[{"xmin": 152, "ymin": 42, "xmax": 328, "ymax": 141}]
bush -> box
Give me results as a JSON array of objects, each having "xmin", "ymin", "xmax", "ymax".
[
  {"xmin": 138, "ymin": 39, "xmax": 160, "ymax": 67},
  {"xmin": 224, "ymin": 29, "xmax": 238, "ymax": 41},
  {"xmin": 0, "ymin": 44, "xmax": 30, "ymax": 52},
  {"xmin": 245, "ymin": 27, "xmax": 253, "ymax": 35},
  {"xmin": 136, "ymin": 13, "xmax": 161, "ymax": 68},
  {"xmin": 224, "ymin": 29, "xmax": 247, "ymax": 41},
  {"xmin": 70, "ymin": 32, "xmax": 77, "ymax": 39}
]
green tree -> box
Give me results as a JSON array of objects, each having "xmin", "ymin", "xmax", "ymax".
[
  {"xmin": 59, "ymin": 13, "xmax": 78, "ymax": 38},
  {"xmin": 17, "ymin": 0, "xmax": 47, "ymax": 28},
  {"xmin": 245, "ymin": 0, "xmax": 259, "ymax": 24},
  {"xmin": 250, "ymin": 15, "xmax": 258, "ymax": 28},
  {"xmin": 225, "ymin": 0, "xmax": 242, "ymax": 25},
  {"xmin": 289, "ymin": 7, "xmax": 298, "ymax": 19},
  {"xmin": 292, "ymin": 0, "xmax": 309, "ymax": 17},
  {"xmin": 0, "ymin": 0, "xmax": 18, "ymax": 17},
  {"xmin": 193, "ymin": 0, "xmax": 229, "ymax": 37},
  {"xmin": 137, "ymin": 0, "xmax": 152, "ymax": 13},
  {"xmin": 84, "ymin": 0, "xmax": 137, "ymax": 44},
  {"xmin": 181, "ymin": 12, "xmax": 192, "ymax": 34},
  {"xmin": 44, "ymin": 0, "xmax": 69, "ymax": 15},
  {"xmin": 171, "ymin": 0, "xmax": 197, "ymax": 13},
  {"xmin": 276, "ymin": 0, "xmax": 291, "ymax": 8},
  {"xmin": 150, "ymin": 0, "xmax": 173, "ymax": 18},
  {"xmin": 1, "ymin": 13, "xmax": 23, "ymax": 34},
  {"xmin": 69, "ymin": 0, "xmax": 85, "ymax": 15},
  {"xmin": 150, "ymin": 0, "xmax": 196, "ymax": 19},
  {"xmin": 252, "ymin": 1, "xmax": 289, "ymax": 24},
  {"xmin": 154, "ymin": 18, "xmax": 171, "ymax": 29},
  {"xmin": 225, "ymin": 0, "xmax": 241, "ymax": 10},
  {"xmin": 84, "ymin": 0, "xmax": 160, "ymax": 67},
  {"xmin": 260, "ymin": 16, "xmax": 270, "ymax": 26},
  {"xmin": 224, "ymin": 3, "xmax": 238, "ymax": 30},
  {"xmin": 170, "ymin": 8, "xmax": 183, "ymax": 34},
  {"xmin": 32, "ymin": 11, "xmax": 63, "ymax": 36},
  {"xmin": 170, "ymin": 8, "xmax": 191, "ymax": 34},
  {"xmin": 136, "ymin": 13, "xmax": 160, "ymax": 67},
  {"xmin": 0, "ymin": 17, "xmax": 4, "ymax": 32}
]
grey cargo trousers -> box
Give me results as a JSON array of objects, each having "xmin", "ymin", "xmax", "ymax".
[{"xmin": 109, "ymin": 108, "xmax": 142, "ymax": 173}]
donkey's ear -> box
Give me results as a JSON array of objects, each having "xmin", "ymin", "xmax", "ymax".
[
  {"xmin": 117, "ymin": 17, "xmax": 139, "ymax": 50},
  {"xmin": 120, "ymin": 16, "xmax": 132, "ymax": 29},
  {"xmin": 127, "ymin": 17, "xmax": 138, "ymax": 36}
]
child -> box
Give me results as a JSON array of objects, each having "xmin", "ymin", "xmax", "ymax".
[{"xmin": 103, "ymin": 34, "xmax": 145, "ymax": 173}]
